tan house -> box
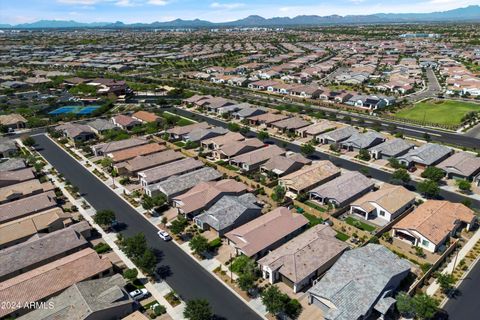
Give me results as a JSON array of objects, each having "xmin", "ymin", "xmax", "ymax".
[
  {"xmin": 279, "ymin": 160, "xmax": 340, "ymax": 195},
  {"xmin": 114, "ymin": 149, "xmax": 184, "ymax": 176},
  {"xmin": 225, "ymin": 207, "xmax": 308, "ymax": 259},
  {"xmin": 132, "ymin": 110, "xmax": 162, "ymax": 124},
  {"xmin": 258, "ymin": 224, "xmax": 348, "ymax": 293},
  {"xmin": 212, "ymin": 138, "xmax": 264, "ymax": 161},
  {"xmin": 392, "ymin": 200, "xmax": 475, "ymax": 253},
  {"xmin": 107, "ymin": 143, "xmax": 166, "ymax": 163},
  {"xmin": 0, "ymin": 179, "xmax": 55, "ymax": 204},
  {"xmin": 0, "ymin": 114, "xmax": 27, "ymax": 130}
]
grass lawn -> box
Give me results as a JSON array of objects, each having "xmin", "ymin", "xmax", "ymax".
[
  {"xmin": 394, "ymin": 100, "xmax": 480, "ymax": 126},
  {"xmin": 305, "ymin": 200, "xmax": 327, "ymax": 212},
  {"xmin": 177, "ymin": 118, "xmax": 195, "ymax": 126},
  {"xmin": 335, "ymin": 232, "xmax": 350, "ymax": 241},
  {"xmin": 303, "ymin": 212, "xmax": 323, "ymax": 227},
  {"xmin": 345, "ymin": 216, "xmax": 376, "ymax": 232}
]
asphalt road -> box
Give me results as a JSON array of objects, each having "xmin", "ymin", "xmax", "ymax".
[
  {"xmin": 406, "ymin": 68, "xmax": 442, "ymax": 103},
  {"xmin": 443, "ymin": 259, "xmax": 480, "ymax": 319},
  {"xmin": 171, "ymin": 107, "xmax": 480, "ymax": 210},
  {"xmin": 33, "ymin": 134, "xmax": 262, "ymax": 320}
]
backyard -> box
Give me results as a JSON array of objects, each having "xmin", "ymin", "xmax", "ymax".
[{"xmin": 394, "ymin": 100, "xmax": 480, "ymax": 126}]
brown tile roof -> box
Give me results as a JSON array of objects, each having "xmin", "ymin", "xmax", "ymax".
[
  {"xmin": 0, "ymin": 180, "xmax": 54, "ymax": 203},
  {"xmin": 202, "ymin": 131, "xmax": 245, "ymax": 148},
  {"xmin": 0, "ymin": 207, "xmax": 68, "ymax": 247},
  {"xmin": 0, "ymin": 167, "xmax": 35, "ymax": 187},
  {"xmin": 108, "ymin": 143, "xmax": 165, "ymax": 163},
  {"xmin": 225, "ymin": 207, "xmax": 308, "ymax": 257},
  {"xmin": 123, "ymin": 149, "xmax": 184, "ymax": 173},
  {"xmin": 132, "ymin": 111, "xmax": 161, "ymax": 123},
  {"xmin": 351, "ymin": 184, "xmax": 416, "ymax": 214},
  {"xmin": 436, "ymin": 151, "xmax": 480, "ymax": 177},
  {"xmin": 173, "ymin": 179, "xmax": 247, "ymax": 215},
  {"xmin": 258, "ymin": 225, "xmax": 348, "ymax": 283},
  {"xmin": 219, "ymin": 138, "xmax": 264, "ymax": 157},
  {"xmin": 231, "ymin": 145, "xmax": 285, "ymax": 166},
  {"xmin": 167, "ymin": 122, "xmax": 210, "ymax": 136},
  {"xmin": 395, "ymin": 200, "xmax": 475, "ymax": 244},
  {"xmin": 0, "ymin": 191, "xmax": 57, "ymax": 223},
  {"xmin": 248, "ymin": 112, "xmax": 289, "ymax": 124},
  {"xmin": 0, "ymin": 114, "xmax": 27, "ymax": 125},
  {"xmin": 0, "ymin": 248, "xmax": 111, "ymax": 317},
  {"xmin": 112, "ymin": 114, "xmax": 139, "ymax": 127},
  {"xmin": 280, "ymin": 161, "xmax": 340, "ymax": 192}
]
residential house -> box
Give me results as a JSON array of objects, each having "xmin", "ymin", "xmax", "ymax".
[
  {"xmin": 212, "ymin": 138, "xmax": 264, "ymax": 161},
  {"xmin": 185, "ymin": 126, "xmax": 229, "ymax": 143},
  {"xmin": 232, "ymin": 106, "xmax": 268, "ymax": 120},
  {"xmin": 230, "ymin": 145, "xmax": 285, "ymax": 172},
  {"xmin": 107, "ymin": 143, "xmax": 165, "ymax": 163},
  {"xmin": 55, "ymin": 123, "xmax": 96, "ymax": 143},
  {"xmin": 0, "ymin": 248, "xmax": 112, "ymax": 318},
  {"xmin": 349, "ymin": 184, "xmax": 416, "ymax": 224},
  {"xmin": 339, "ymin": 131, "xmax": 386, "ymax": 151},
  {"xmin": 317, "ymin": 126, "xmax": 358, "ymax": 145},
  {"xmin": 145, "ymin": 167, "xmax": 222, "ymax": 198},
  {"xmin": 225, "ymin": 207, "xmax": 309, "ymax": 259},
  {"xmin": 91, "ymin": 137, "xmax": 148, "ymax": 157},
  {"xmin": 369, "ymin": 138, "xmax": 415, "ymax": 160},
  {"xmin": 19, "ymin": 274, "xmax": 134, "ymax": 320},
  {"xmin": 279, "ymin": 160, "xmax": 340, "ymax": 195},
  {"xmin": 132, "ymin": 110, "xmax": 162, "ymax": 124},
  {"xmin": 0, "ymin": 207, "xmax": 72, "ymax": 249},
  {"xmin": 115, "ymin": 149, "xmax": 184, "ymax": 176},
  {"xmin": 0, "ymin": 137, "xmax": 17, "ymax": 158},
  {"xmin": 0, "ymin": 114, "xmax": 27, "ymax": 130},
  {"xmin": 111, "ymin": 114, "xmax": 141, "ymax": 131},
  {"xmin": 166, "ymin": 122, "xmax": 210, "ymax": 141},
  {"xmin": 393, "ymin": 200, "xmax": 475, "ymax": 253},
  {"xmin": 309, "ymin": 171, "xmax": 375, "ymax": 208},
  {"xmin": 201, "ymin": 132, "xmax": 245, "ymax": 151},
  {"xmin": 398, "ymin": 143, "xmax": 453, "ymax": 168},
  {"xmin": 194, "ymin": 193, "xmax": 261, "ymax": 236},
  {"xmin": 296, "ymin": 121, "xmax": 337, "ymax": 139},
  {"xmin": 173, "ymin": 179, "xmax": 247, "ymax": 218},
  {"xmin": 258, "ymin": 224, "xmax": 348, "ymax": 293},
  {"xmin": 308, "ymin": 244, "xmax": 411, "ymax": 320},
  {"xmin": 0, "ymin": 158, "xmax": 26, "ymax": 172},
  {"xmin": 0, "ymin": 179, "xmax": 54, "ymax": 204},
  {"xmin": 0, "ymin": 191, "xmax": 57, "ymax": 224},
  {"xmin": 139, "ymin": 158, "xmax": 203, "ymax": 187},
  {"xmin": 0, "ymin": 167, "xmax": 35, "ymax": 187},
  {"xmin": 0, "ymin": 221, "xmax": 90, "ymax": 281},
  {"xmin": 86, "ymin": 118, "xmax": 118, "ymax": 135},
  {"xmin": 261, "ymin": 153, "xmax": 311, "ymax": 178},
  {"xmin": 437, "ymin": 151, "xmax": 480, "ymax": 185},
  {"xmin": 271, "ymin": 117, "xmax": 311, "ymax": 134},
  {"xmin": 247, "ymin": 112, "xmax": 289, "ymax": 127}
]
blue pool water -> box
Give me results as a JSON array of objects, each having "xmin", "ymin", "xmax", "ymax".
[{"xmin": 49, "ymin": 105, "xmax": 101, "ymax": 115}]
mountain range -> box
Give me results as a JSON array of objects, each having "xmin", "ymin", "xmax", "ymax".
[{"xmin": 1, "ymin": 5, "xmax": 479, "ymax": 29}]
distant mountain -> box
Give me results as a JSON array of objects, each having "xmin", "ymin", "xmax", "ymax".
[{"xmin": 1, "ymin": 5, "xmax": 479, "ymax": 29}]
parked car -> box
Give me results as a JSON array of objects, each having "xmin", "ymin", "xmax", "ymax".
[
  {"xmin": 129, "ymin": 288, "xmax": 149, "ymax": 301},
  {"xmin": 157, "ymin": 229, "xmax": 172, "ymax": 241}
]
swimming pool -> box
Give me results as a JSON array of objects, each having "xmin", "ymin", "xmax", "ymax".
[{"xmin": 48, "ymin": 105, "xmax": 101, "ymax": 115}]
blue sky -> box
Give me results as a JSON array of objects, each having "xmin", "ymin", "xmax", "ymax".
[{"xmin": 0, "ymin": 0, "xmax": 477, "ymax": 24}]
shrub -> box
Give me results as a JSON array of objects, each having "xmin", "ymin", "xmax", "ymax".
[
  {"xmin": 93, "ymin": 242, "xmax": 111, "ymax": 254},
  {"xmin": 208, "ymin": 238, "xmax": 222, "ymax": 251}
]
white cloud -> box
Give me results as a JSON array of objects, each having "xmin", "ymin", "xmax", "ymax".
[
  {"xmin": 147, "ymin": 0, "xmax": 168, "ymax": 5},
  {"xmin": 116, "ymin": 0, "xmax": 135, "ymax": 6},
  {"xmin": 210, "ymin": 2, "xmax": 245, "ymax": 10}
]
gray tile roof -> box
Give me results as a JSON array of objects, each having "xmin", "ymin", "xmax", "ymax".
[
  {"xmin": 0, "ymin": 223, "xmax": 88, "ymax": 281},
  {"xmin": 341, "ymin": 131, "xmax": 385, "ymax": 149},
  {"xmin": 309, "ymin": 171, "xmax": 374, "ymax": 205},
  {"xmin": 92, "ymin": 137, "xmax": 148, "ymax": 155},
  {"xmin": 398, "ymin": 143, "xmax": 452, "ymax": 166},
  {"xmin": 318, "ymin": 126, "xmax": 358, "ymax": 142},
  {"xmin": 149, "ymin": 167, "xmax": 222, "ymax": 198},
  {"xmin": 436, "ymin": 151, "xmax": 480, "ymax": 178},
  {"xmin": 195, "ymin": 193, "xmax": 260, "ymax": 231},
  {"xmin": 86, "ymin": 118, "xmax": 116, "ymax": 132},
  {"xmin": 308, "ymin": 244, "xmax": 411, "ymax": 320},
  {"xmin": 0, "ymin": 138, "xmax": 17, "ymax": 154},
  {"xmin": 369, "ymin": 138, "xmax": 414, "ymax": 157},
  {"xmin": 139, "ymin": 157, "xmax": 204, "ymax": 184},
  {"xmin": 18, "ymin": 274, "xmax": 133, "ymax": 320},
  {"xmin": 0, "ymin": 158, "xmax": 26, "ymax": 172},
  {"xmin": 186, "ymin": 126, "xmax": 229, "ymax": 142}
]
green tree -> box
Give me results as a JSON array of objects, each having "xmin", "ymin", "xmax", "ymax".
[
  {"xmin": 261, "ymin": 285, "xmax": 287, "ymax": 316},
  {"xmin": 170, "ymin": 216, "xmax": 188, "ymax": 235},
  {"xmin": 136, "ymin": 249, "xmax": 157, "ymax": 275},
  {"xmin": 388, "ymin": 158, "xmax": 405, "ymax": 169},
  {"xmin": 183, "ymin": 299, "xmax": 212, "ymax": 320},
  {"xmin": 22, "ymin": 136, "xmax": 36, "ymax": 147},
  {"xmin": 228, "ymin": 122, "xmax": 241, "ymax": 132},
  {"xmin": 436, "ymin": 273, "xmax": 455, "ymax": 294},
  {"xmin": 421, "ymin": 167, "xmax": 445, "ymax": 182},
  {"xmin": 0, "ymin": 124, "xmax": 8, "ymax": 133},
  {"xmin": 93, "ymin": 209, "xmax": 116, "ymax": 228},
  {"xmin": 100, "ymin": 157, "xmax": 113, "ymax": 168},
  {"xmin": 412, "ymin": 293, "xmax": 439, "ymax": 319},
  {"xmin": 271, "ymin": 185, "xmax": 286, "ymax": 203},
  {"xmin": 456, "ymin": 179, "xmax": 472, "ymax": 193},
  {"xmin": 121, "ymin": 233, "xmax": 147, "ymax": 259},
  {"xmin": 391, "ymin": 169, "xmax": 411, "ymax": 185},
  {"xmin": 189, "ymin": 235, "xmax": 209, "ymax": 256},
  {"xmin": 417, "ymin": 179, "xmax": 440, "ymax": 198},
  {"xmin": 237, "ymin": 268, "xmax": 256, "ymax": 292},
  {"xmin": 142, "ymin": 194, "xmax": 166, "ymax": 210},
  {"xmin": 285, "ymin": 299, "xmax": 303, "ymax": 319},
  {"xmin": 300, "ymin": 143, "xmax": 315, "ymax": 156},
  {"xmin": 357, "ymin": 149, "xmax": 371, "ymax": 161},
  {"xmin": 396, "ymin": 292, "xmax": 414, "ymax": 317},
  {"xmin": 257, "ymin": 130, "xmax": 269, "ymax": 141},
  {"xmin": 423, "ymin": 132, "xmax": 431, "ymax": 142},
  {"xmin": 123, "ymin": 268, "xmax": 138, "ymax": 282}
]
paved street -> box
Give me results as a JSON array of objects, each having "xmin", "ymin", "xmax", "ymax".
[
  {"xmin": 33, "ymin": 134, "xmax": 262, "ymax": 320},
  {"xmin": 406, "ymin": 68, "xmax": 442, "ymax": 102},
  {"xmin": 172, "ymin": 107, "xmax": 480, "ymax": 210},
  {"xmin": 444, "ymin": 259, "xmax": 480, "ymax": 319}
]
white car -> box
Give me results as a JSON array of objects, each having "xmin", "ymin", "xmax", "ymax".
[
  {"xmin": 129, "ymin": 288, "xmax": 149, "ymax": 301},
  {"xmin": 157, "ymin": 229, "xmax": 171, "ymax": 241}
]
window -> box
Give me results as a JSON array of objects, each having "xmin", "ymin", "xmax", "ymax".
[
  {"xmin": 379, "ymin": 210, "xmax": 385, "ymax": 217},
  {"xmin": 422, "ymin": 239, "xmax": 430, "ymax": 246}
]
